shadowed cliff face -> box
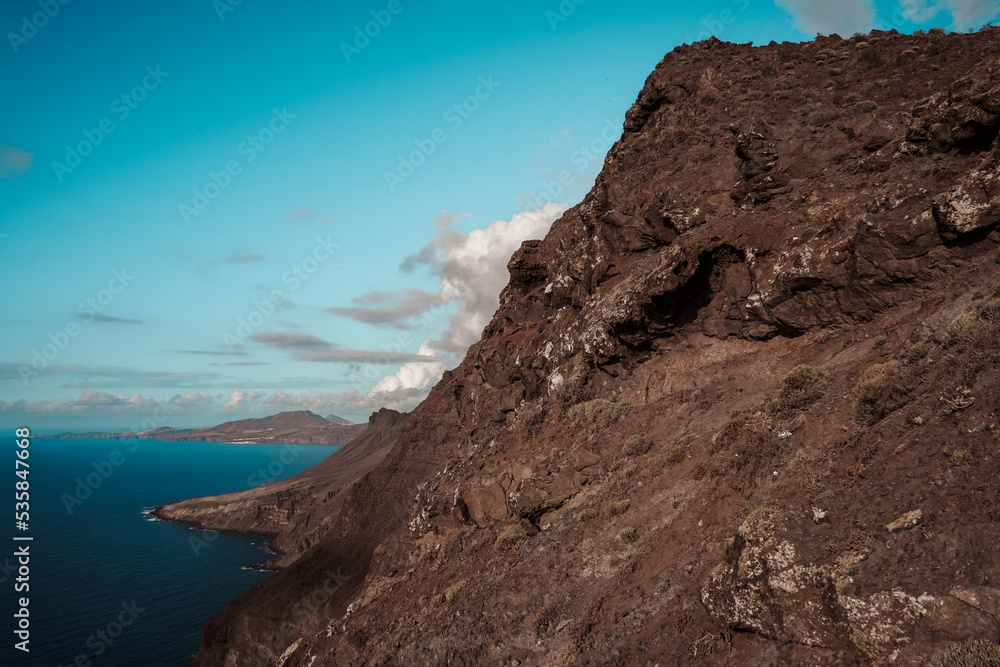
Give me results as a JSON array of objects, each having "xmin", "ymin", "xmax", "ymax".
[{"xmin": 191, "ymin": 29, "xmax": 1000, "ymax": 666}]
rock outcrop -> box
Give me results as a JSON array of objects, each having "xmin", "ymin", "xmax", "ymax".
[{"xmin": 185, "ymin": 28, "xmax": 1000, "ymax": 666}]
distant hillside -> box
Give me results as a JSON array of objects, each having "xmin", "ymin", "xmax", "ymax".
[
  {"xmin": 325, "ymin": 414, "xmax": 352, "ymax": 425},
  {"xmin": 50, "ymin": 410, "xmax": 364, "ymax": 445}
]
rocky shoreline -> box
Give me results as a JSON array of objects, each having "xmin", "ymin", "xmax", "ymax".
[{"xmin": 154, "ymin": 408, "xmax": 408, "ymax": 570}]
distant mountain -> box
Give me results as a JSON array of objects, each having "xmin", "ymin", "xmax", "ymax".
[
  {"xmin": 207, "ymin": 410, "xmax": 330, "ymax": 433},
  {"xmin": 50, "ymin": 410, "xmax": 365, "ymax": 445},
  {"xmin": 324, "ymin": 414, "xmax": 353, "ymax": 425}
]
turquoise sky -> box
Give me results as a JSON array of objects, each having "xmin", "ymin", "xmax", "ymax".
[{"xmin": 1, "ymin": 0, "xmax": 997, "ymax": 429}]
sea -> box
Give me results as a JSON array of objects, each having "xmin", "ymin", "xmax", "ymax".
[{"xmin": 2, "ymin": 436, "xmax": 339, "ymax": 667}]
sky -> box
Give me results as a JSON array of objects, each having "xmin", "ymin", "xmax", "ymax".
[{"xmin": 1, "ymin": 0, "xmax": 998, "ymax": 431}]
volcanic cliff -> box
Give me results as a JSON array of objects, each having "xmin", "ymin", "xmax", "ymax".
[{"xmin": 182, "ymin": 28, "xmax": 1000, "ymax": 666}]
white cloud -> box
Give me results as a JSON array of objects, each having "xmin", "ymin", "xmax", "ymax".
[
  {"xmin": 407, "ymin": 203, "xmax": 568, "ymax": 354},
  {"xmin": 941, "ymin": 0, "xmax": 999, "ymax": 29},
  {"xmin": 222, "ymin": 388, "xmax": 260, "ymax": 413},
  {"xmin": 899, "ymin": 0, "xmax": 945, "ymax": 22},
  {"xmin": 320, "ymin": 204, "xmax": 568, "ymax": 414},
  {"xmin": 368, "ymin": 340, "xmax": 447, "ymax": 396},
  {"xmin": 774, "ymin": 0, "xmax": 876, "ymax": 35},
  {"xmin": 897, "ymin": 0, "xmax": 998, "ymax": 30}
]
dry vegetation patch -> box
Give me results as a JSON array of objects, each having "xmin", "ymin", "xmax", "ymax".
[
  {"xmin": 622, "ymin": 435, "xmax": 652, "ymax": 456},
  {"xmin": 714, "ymin": 414, "xmax": 782, "ymax": 479},
  {"xmin": 605, "ymin": 500, "xmax": 631, "ymax": 517},
  {"xmin": 570, "ymin": 399, "xmax": 630, "ymax": 429},
  {"xmin": 617, "ymin": 527, "xmax": 639, "ymax": 544},
  {"xmin": 929, "ymin": 638, "xmax": 1000, "ymax": 667},
  {"xmin": 770, "ymin": 365, "xmax": 828, "ymax": 414},
  {"xmin": 494, "ymin": 524, "xmax": 528, "ymax": 552},
  {"xmin": 852, "ymin": 363, "xmax": 908, "ymax": 427}
]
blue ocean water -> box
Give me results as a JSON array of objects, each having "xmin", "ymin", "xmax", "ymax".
[{"xmin": 1, "ymin": 436, "xmax": 339, "ymax": 667}]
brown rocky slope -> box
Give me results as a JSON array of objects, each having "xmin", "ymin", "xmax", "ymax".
[{"xmin": 186, "ymin": 28, "xmax": 1000, "ymax": 665}]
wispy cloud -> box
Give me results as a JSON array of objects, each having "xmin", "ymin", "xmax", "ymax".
[
  {"xmin": 212, "ymin": 361, "xmax": 269, "ymax": 366},
  {"xmin": 249, "ymin": 331, "xmax": 440, "ymax": 364},
  {"xmin": 0, "ymin": 390, "xmax": 219, "ymax": 417},
  {"xmin": 432, "ymin": 209, "xmax": 470, "ymax": 230},
  {"xmin": 774, "ymin": 0, "xmax": 876, "ymax": 35},
  {"xmin": 286, "ymin": 208, "xmax": 332, "ymax": 224},
  {"xmin": 250, "ymin": 331, "xmax": 332, "ymax": 349},
  {"xmin": 325, "ymin": 289, "xmax": 443, "ymax": 329},
  {"xmin": 226, "ymin": 248, "xmax": 265, "ymax": 264},
  {"xmin": 901, "ymin": 0, "xmax": 1000, "ymax": 29},
  {"xmin": 0, "ymin": 144, "xmax": 32, "ymax": 178},
  {"xmin": 86, "ymin": 314, "xmax": 144, "ymax": 324},
  {"xmin": 176, "ymin": 349, "xmax": 249, "ymax": 357},
  {"xmin": 0, "ymin": 363, "xmax": 219, "ymax": 388},
  {"xmin": 60, "ymin": 371, "xmax": 221, "ymax": 389}
]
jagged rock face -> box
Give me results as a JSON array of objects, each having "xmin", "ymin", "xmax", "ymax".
[{"xmin": 190, "ymin": 29, "xmax": 1000, "ymax": 667}]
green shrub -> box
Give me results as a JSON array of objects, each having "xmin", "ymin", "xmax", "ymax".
[
  {"xmin": 578, "ymin": 508, "xmax": 599, "ymax": 522},
  {"xmin": 623, "ymin": 463, "xmax": 639, "ymax": 478},
  {"xmin": 929, "ymin": 638, "xmax": 1000, "ymax": 667},
  {"xmin": 569, "ymin": 399, "xmax": 629, "ymax": 429},
  {"xmin": 770, "ymin": 365, "xmax": 828, "ymax": 414},
  {"xmin": 622, "ymin": 435, "xmax": 652, "ymax": 457},
  {"xmin": 494, "ymin": 524, "xmax": 528, "ymax": 552}
]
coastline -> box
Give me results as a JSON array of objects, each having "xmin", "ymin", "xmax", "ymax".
[{"xmin": 149, "ymin": 505, "xmax": 288, "ymax": 571}]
